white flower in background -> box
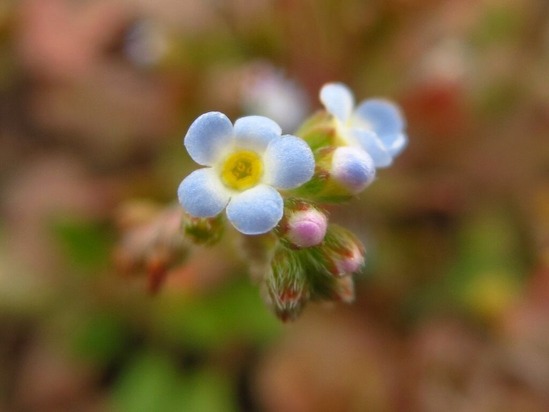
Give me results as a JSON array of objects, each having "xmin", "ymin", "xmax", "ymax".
[
  {"xmin": 242, "ymin": 63, "xmax": 310, "ymax": 132},
  {"xmin": 178, "ymin": 112, "xmax": 315, "ymax": 235},
  {"xmin": 320, "ymin": 82, "xmax": 408, "ymax": 167},
  {"xmin": 124, "ymin": 19, "xmax": 169, "ymax": 68}
]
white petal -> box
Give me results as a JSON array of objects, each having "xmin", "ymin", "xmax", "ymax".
[
  {"xmin": 177, "ymin": 168, "xmax": 230, "ymax": 217},
  {"xmin": 226, "ymin": 185, "xmax": 283, "ymax": 235},
  {"xmin": 382, "ymin": 133, "xmax": 408, "ymax": 157},
  {"xmin": 263, "ymin": 135, "xmax": 315, "ymax": 189},
  {"xmin": 355, "ymin": 99, "xmax": 405, "ymax": 137},
  {"xmin": 233, "ymin": 115, "xmax": 281, "ymax": 152},
  {"xmin": 353, "ymin": 129, "xmax": 393, "ymax": 168},
  {"xmin": 319, "ymin": 83, "xmax": 354, "ymax": 123},
  {"xmin": 184, "ymin": 112, "xmax": 233, "ymax": 166}
]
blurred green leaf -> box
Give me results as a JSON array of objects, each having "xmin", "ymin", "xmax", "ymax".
[
  {"xmin": 111, "ymin": 352, "xmax": 182, "ymax": 412},
  {"xmin": 404, "ymin": 203, "xmax": 527, "ymax": 321},
  {"xmin": 173, "ymin": 370, "xmax": 237, "ymax": 412},
  {"xmin": 51, "ymin": 217, "xmax": 111, "ymax": 271},
  {"xmin": 475, "ymin": 81, "xmax": 521, "ymax": 117},
  {"xmin": 447, "ymin": 205, "xmax": 525, "ymax": 319},
  {"xmin": 472, "ymin": 5, "xmax": 524, "ymax": 46},
  {"xmin": 112, "ymin": 353, "xmax": 237, "ymax": 412},
  {"xmin": 152, "ymin": 278, "xmax": 281, "ymax": 350},
  {"xmin": 71, "ymin": 311, "xmax": 129, "ymax": 364}
]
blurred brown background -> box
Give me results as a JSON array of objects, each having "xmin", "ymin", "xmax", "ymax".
[{"xmin": 1, "ymin": 0, "xmax": 549, "ymax": 411}]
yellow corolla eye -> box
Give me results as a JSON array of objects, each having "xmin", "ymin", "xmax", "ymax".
[{"xmin": 221, "ymin": 150, "xmax": 263, "ymax": 191}]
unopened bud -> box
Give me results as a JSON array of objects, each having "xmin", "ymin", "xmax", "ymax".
[
  {"xmin": 264, "ymin": 248, "xmax": 308, "ymax": 322},
  {"xmin": 294, "ymin": 111, "xmax": 337, "ymax": 151},
  {"xmin": 114, "ymin": 203, "xmax": 189, "ymax": 294},
  {"xmin": 277, "ymin": 200, "xmax": 328, "ymax": 248},
  {"xmin": 330, "ymin": 146, "xmax": 375, "ymax": 194},
  {"xmin": 321, "ymin": 224, "xmax": 366, "ymax": 277},
  {"xmin": 332, "ymin": 275, "xmax": 356, "ymax": 303},
  {"xmin": 184, "ymin": 214, "xmax": 224, "ymax": 245},
  {"xmin": 292, "ymin": 146, "xmax": 376, "ymax": 202},
  {"xmin": 333, "ymin": 241, "xmax": 364, "ymax": 276},
  {"xmin": 285, "ymin": 208, "xmax": 328, "ymax": 248}
]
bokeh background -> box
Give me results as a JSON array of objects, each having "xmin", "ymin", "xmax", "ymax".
[{"xmin": 2, "ymin": 0, "xmax": 549, "ymax": 411}]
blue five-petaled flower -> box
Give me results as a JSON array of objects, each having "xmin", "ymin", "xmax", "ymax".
[
  {"xmin": 178, "ymin": 112, "xmax": 315, "ymax": 235},
  {"xmin": 320, "ymin": 82, "xmax": 408, "ymax": 167}
]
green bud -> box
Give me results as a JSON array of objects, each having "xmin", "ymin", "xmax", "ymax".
[
  {"xmin": 264, "ymin": 247, "xmax": 309, "ymax": 322},
  {"xmin": 320, "ymin": 224, "xmax": 365, "ymax": 277},
  {"xmin": 294, "ymin": 111, "xmax": 337, "ymax": 151},
  {"xmin": 260, "ymin": 224, "xmax": 365, "ymax": 321},
  {"xmin": 183, "ymin": 214, "xmax": 224, "ymax": 245},
  {"xmin": 115, "ymin": 203, "xmax": 189, "ymax": 294}
]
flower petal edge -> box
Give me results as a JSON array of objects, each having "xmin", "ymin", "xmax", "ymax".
[
  {"xmin": 178, "ymin": 168, "xmax": 231, "ymax": 217},
  {"xmin": 184, "ymin": 111, "xmax": 233, "ymax": 166},
  {"xmin": 226, "ymin": 184, "xmax": 283, "ymax": 235}
]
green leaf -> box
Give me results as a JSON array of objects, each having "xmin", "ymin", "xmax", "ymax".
[
  {"xmin": 151, "ymin": 279, "xmax": 281, "ymax": 349},
  {"xmin": 173, "ymin": 370, "xmax": 237, "ymax": 412},
  {"xmin": 112, "ymin": 352, "xmax": 183, "ymax": 412},
  {"xmin": 50, "ymin": 216, "xmax": 111, "ymax": 271},
  {"xmin": 71, "ymin": 311, "xmax": 129, "ymax": 364}
]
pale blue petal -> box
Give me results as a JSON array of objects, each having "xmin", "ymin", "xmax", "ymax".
[
  {"xmin": 233, "ymin": 116, "xmax": 281, "ymax": 152},
  {"xmin": 226, "ymin": 185, "xmax": 283, "ymax": 235},
  {"xmin": 331, "ymin": 147, "xmax": 375, "ymax": 194},
  {"xmin": 263, "ymin": 135, "xmax": 315, "ymax": 189},
  {"xmin": 177, "ymin": 168, "xmax": 231, "ymax": 217},
  {"xmin": 320, "ymin": 83, "xmax": 354, "ymax": 123},
  {"xmin": 353, "ymin": 129, "xmax": 393, "ymax": 168},
  {"xmin": 355, "ymin": 99, "xmax": 405, "ymax": 137},
  {"xmin": 184, "ymin": 112, "xmax": 233, "ymax": 166},
  {"xmin": 382, "ymin": 133, "xmax": 408, "ymax": 157}
]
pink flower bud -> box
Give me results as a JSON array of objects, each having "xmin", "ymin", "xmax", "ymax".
[
  {"xmin": 286, "ymin": 208, "xmax": 328, "ymax": 248},
  {"xmin": 333, "ymin": 242, "xmax": 364, "ymax": 276},
  {"xmin": 319, "ymin": 224, "xmax": 366, "ymax": 277}
]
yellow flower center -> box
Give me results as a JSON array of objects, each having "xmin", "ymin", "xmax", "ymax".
[{"xmin": 221, "ymin": 150, "xmax": 263, "ymax": 191}]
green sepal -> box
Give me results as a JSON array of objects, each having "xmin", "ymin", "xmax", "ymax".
[
  {"xmin": 183, "ymin": 214, "xmax": 224, "ymax": 246},
  {"xmin": 295, "ymin": 110, "xmax": 338, "ymax": 152},
  {"xmin": 265, "ymin": 247, "xmax": 309, "ymax": 322},
  {"xmin": 264, "ymin": 223, "xmax": 363, "ymax": 320},
  {"xmin": 287, "ymin": 147, "xmax": 356, "ymax": 203}
]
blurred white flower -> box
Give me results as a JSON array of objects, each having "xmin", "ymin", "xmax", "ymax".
[
  {"xmin": 124, "ymin": 19, "xmax": 169, "ymax": 68},
  {"xmin": 241, "ymin": 62, "xmax": 310, "ymax": 133}
]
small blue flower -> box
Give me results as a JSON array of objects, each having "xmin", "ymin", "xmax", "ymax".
[
  {"xmin": 178, "ymin": 112, "xmax": 315, "ymax": 235},
  {"xmin": 320, "ymin": 82, "xmax": 408, "ymax": 167}
]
